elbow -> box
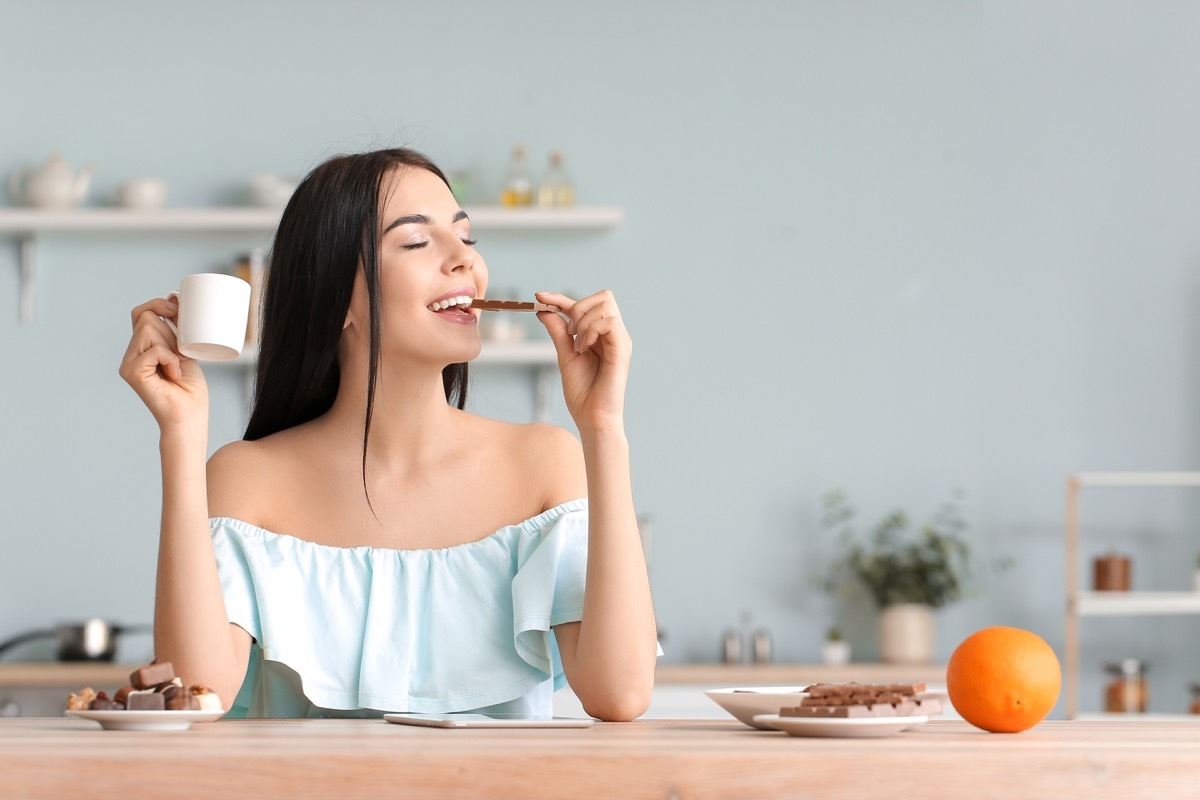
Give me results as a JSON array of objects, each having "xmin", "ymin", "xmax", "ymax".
[{"xmin": 579, "ymin": 682, "xmax": 654, "ymax": 722}]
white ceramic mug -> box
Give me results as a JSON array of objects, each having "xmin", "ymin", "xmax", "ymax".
[
  {"xmin": 165, "ymin": 273, "xmax": 251, "ymax": 361},
  {"xmin": 116, "ymin": 179, "xmax": 168, "ymax": 210}
]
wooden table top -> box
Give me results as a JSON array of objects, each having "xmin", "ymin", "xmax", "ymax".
[{"xmin": 3, "ymin": 717, "xmax": 1200, "ymax": 799}]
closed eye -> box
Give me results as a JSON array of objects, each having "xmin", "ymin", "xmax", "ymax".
[{"xmin": 401, "ymin": 237, "xmax": 475, "ymax": 250}]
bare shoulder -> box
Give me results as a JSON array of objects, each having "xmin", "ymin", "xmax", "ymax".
[
  {"xmin": 513, "ymin": 421, "xmax": 586, "ymax": 511},
  {"xmin": 206, "ymin": 436, "xmax": 285, "ymax": 524},
  {"xmin": 465, "ymin": 415, "xmax": 585, "ymax": 512}
]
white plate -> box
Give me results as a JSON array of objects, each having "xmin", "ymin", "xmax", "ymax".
[
  {"xmin": 704, "ymin": 687, "xmax": 811, "ymax": 729},
  {"xmin": 66, "ymin": 709, "xmax": 225, "ymax": 731},
  {"xmin": 753, "ymin": 713, "xmax": 929, "ymax": 738}
]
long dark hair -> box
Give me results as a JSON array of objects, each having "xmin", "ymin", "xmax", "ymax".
[{"xmin": 244, "ymin": 148, "xmax": 469, "ymax": 497}]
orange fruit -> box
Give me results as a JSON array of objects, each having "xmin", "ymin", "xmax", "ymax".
[{"xmin": 946, "ymin": 626, "xmax": 1061, "ymax": 733}]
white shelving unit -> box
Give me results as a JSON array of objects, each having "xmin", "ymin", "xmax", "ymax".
[
  {"xmin": 0, "ymin": 205, "xmax": 623, "ymax": 324},
  {"xmin": 1064, "ymin": 471, "xmax": 1200, "ymax": 718}
]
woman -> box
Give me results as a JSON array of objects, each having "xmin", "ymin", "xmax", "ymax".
[{"xmin": 119, "ymin": 148, "xmax": 657, "ymax": 720}]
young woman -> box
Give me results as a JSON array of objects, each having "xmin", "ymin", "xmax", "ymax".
[{"xmin": 119, "ymin": 148, "xmax": 657, "ymax": 720}]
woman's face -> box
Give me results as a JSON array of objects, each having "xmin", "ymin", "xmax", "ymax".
[{"xmin": 346, "ymin": 166, "xmax": 488, "ymax": 365}]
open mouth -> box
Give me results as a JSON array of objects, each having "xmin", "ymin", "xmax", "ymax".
[{"xmin": 427, "ymin": 295, "xmax": 475, "ymax": 316}]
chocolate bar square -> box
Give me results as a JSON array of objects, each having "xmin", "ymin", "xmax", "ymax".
[
  {"xmin": 127, "ymin": 691, "xmax": 166, "ymax": 711},
  {"xmin": 130, "ymin": 662, "xmax": 176, "ymax": 690}
]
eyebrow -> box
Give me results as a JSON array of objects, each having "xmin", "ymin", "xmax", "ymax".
[{"xmin": 384, "ymin": 209, "xmax": 469, "ymax": 233}]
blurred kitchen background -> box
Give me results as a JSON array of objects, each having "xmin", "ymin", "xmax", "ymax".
[{"xmin": 3, "ymin": 0, "xmax": 1200, "ymax": 719}]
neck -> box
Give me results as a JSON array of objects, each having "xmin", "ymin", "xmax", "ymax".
[{"xmin": 323, "ymin": 343, "xmax": 459, "ymax": 471}]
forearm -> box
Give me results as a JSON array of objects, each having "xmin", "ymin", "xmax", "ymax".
[
  {"xmin": 154, "ymin": 426, "xmax": 244, "ymax": 703},
  {"xmin": 571, "ymin": 424, "xmax": 657, "ymax": 716}
]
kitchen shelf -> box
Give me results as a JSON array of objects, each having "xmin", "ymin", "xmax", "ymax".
[
  {"xmin": 1075, "ymin": 712, "xmax": 1200, "ymax": 722},
  {"xmin": 0, "ymin": 205, "xmax": 622, "ymax": 234},
  {"xmin": 0, "ymin": 663, "xmax": 136, "ymax": 689},
  {"xmin": 1074, "ymin": 591, "xmax": 1200, "ymax": 616},
  {"xmin": 1063, "ymin": 471, "xmax": 1200, "ymax": 719},
  {"xmin": 654, "ymin": 662, "xmax": 947, "ymax": 686},
  {"xmin": 0, "ymin": 662, "xmax": 947, "ymax": 691},
  {"xmin": 229, "ymin": 339, "xmax": 557, "ymax": 368},
  {"xmin": 0, "ymin": 205, "xmax": 623, "ymax": 324}
]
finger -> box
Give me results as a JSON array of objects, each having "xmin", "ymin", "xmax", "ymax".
[
  {"xmin": 133, "ymin": 310, "xmax": 181, "ymax": 353},
  {"xmin": 575, "ymin": 315, "xmax": 620, "ymax": 354},
  {"xmin": 559, "ymin": 290, "xmax": 616, "ymax": 336},
  {"xmin": 125, "ymin": 316, "xmax": 186, "ymax": 378},
  {"xmin": 534, "ymin": 291, "xmax": 576, "ymax": 313},
  {"xmin": 130, "ymin": 296, "xmax": 179, "ymax": 329},
  {"xmin": 130, "ymin": 341, "xmax": 184, "ymax": 384},
  {"xmin": 535, "ymin": 308, "xmax": 579, "ymax": 365},
  {"xmin": 572, "ymin": 303, "xmax": 626, "ymax": 350}
]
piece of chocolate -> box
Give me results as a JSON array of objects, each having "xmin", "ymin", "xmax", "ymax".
[
  {"xmin": 127, "ymin": 691, "xmax": 166, "ymax": 711},
  {"xmin": 130, "ymin": 661, "xmax": 176, "ymax": 690},
  {"xmin": 467, "ymin": 299, "xmax": 561, "ymax": 313},
  {"xmin": 165, "ymin": 686, "xmax": 199, "ymax": 711},
  {"xmin": 782, "ymin": 703, "xmax": 899, "ymax": 718},
  {"xmin": 783, "ymin": 698, "xmax": 943, "ymax": 719},
  {"xmin": 88, "ymin": 691, "xmax": 122, "ymax": 711},
  {"xmin": 113, "ymin": 687, "xmax": 134, "ymax": 706},
  {"xmin": 805, "ymin": 681, "xmax": 925, "ymax": 698},
  {"xmin": 799, "ymin": 692, "xmax": 912, "ymax": 707}
]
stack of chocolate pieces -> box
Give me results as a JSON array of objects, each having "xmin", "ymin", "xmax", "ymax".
[
  {"xmin": 66, "ymin": 661, "xmax": 222, "ymax": 712},
  {"xmin": 781, "ymin": 682, "xmax": 941, "ymax": 718}
]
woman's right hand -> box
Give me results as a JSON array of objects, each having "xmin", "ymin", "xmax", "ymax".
[{"xmin": 119, "ymin": 296, "xmax": 208, "ymax": 430}]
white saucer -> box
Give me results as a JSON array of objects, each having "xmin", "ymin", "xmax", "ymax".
[
  {"xmin": 66, "ymin": 709, "xmax": 224, "ymax": 731},
  {"xmin": 753, "ymin": 713, "xmax": 929, "ymax": 738}
]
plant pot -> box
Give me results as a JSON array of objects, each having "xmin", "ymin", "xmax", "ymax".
[
  {"xmin": 878, "ymin": 603, "xmax": 934, "ymax": 664},
  {"xmin": 821, "ymin": 639, "xmax": 851, "ymax": 666}
]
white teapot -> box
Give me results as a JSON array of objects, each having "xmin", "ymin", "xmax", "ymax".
[{"xmin": 9, "ymin": 153, "xmax": 95, "ymax": 209}]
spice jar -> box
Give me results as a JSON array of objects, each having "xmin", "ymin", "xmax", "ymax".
[
  {"xmin": 1093, "ymin": 552, "xmax": 1131, "ymax": 591},
  {"xmin": 1104, "ymin": 659, "xmax": 1148, "ymax": 713},
  {"xmin": 1190, "ymin": 684, "xmax": 1200, "ymax": 715},
  {"xmin": 233, "ymin": 248, "xmax": 265, "ymax": 345}
]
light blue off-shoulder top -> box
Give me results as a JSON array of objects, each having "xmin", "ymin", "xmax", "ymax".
[{"xmin": 209, "ymin": 498, "xmax": 589, "ymax": 718}]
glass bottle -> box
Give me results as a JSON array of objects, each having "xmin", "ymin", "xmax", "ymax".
[
  {"xmin": 499, "ymin": 145, "xmax": 532, "ymax": 207},
  {"xmin": 1104, "ymin": 659, "xmax": 1148, "ymax": 713},
  {"xmin": 536, "ymin": 150, "xmax": 575, "ymax": 208},
  {"xmin": 1190, "ymin": 684, "xmax": 1200, "ymax": 715}
]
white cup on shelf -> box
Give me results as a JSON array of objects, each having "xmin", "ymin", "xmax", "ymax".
[
  {"xmin": 115, "ymin": 179, "xmax": 168, "ymax": 210},
  {"xmin": 165, "ymin": 273, "xmax": 251, "ymax": 361}
]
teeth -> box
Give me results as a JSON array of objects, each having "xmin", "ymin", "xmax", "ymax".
[{"xmin": 428, "ymin": 295, "xmax": 473, "ymax": 312}]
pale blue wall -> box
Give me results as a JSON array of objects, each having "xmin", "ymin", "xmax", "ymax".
[{"xmin": 3, "ymin": 0, "xmax": 1200, "ymax": 717}]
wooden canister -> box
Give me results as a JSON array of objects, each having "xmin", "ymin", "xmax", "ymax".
[{"xmin": 1093, "ymin": 552, "xmax": 1131, "ymax": 591}]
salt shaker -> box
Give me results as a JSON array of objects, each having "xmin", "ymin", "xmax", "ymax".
[
  {"xmin": 752, "ymin": 628, "xmax": 773, "ymax": 664},
  {"xmin": 721, "ymin": 630, "xmax": 742, "ymax": 664}
]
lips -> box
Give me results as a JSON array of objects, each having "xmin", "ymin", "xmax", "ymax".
[{"xmin": 426, "ymin": 287, "xmax": 478, "ymax": 324}]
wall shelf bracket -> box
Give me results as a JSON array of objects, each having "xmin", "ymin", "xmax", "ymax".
[{"xmin": 18, "ymin": 235, "xmax": 36, "ymax": 326}]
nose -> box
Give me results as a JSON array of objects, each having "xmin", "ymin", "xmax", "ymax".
[{"xmin": 445, "ymin": 236, "xmax": 475, "ymax": 274}]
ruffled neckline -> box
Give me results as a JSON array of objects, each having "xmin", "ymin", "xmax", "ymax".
[{"xmin": 210, "ymin": 497, "xmax": 587, "ymax": 555}]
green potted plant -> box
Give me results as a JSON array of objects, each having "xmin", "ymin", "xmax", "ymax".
[
  {"xmin": 821, "ymin": 626, "xmax": 851, "ymax": 666},
  {"xmin": 821, "ymin": 489, "xmax": 975, "ymax": 664}
]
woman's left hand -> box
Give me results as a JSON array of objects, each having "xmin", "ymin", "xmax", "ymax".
[{"xmin": 535, "ymin": 290, "xmax": 631, "ymax": 433}]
